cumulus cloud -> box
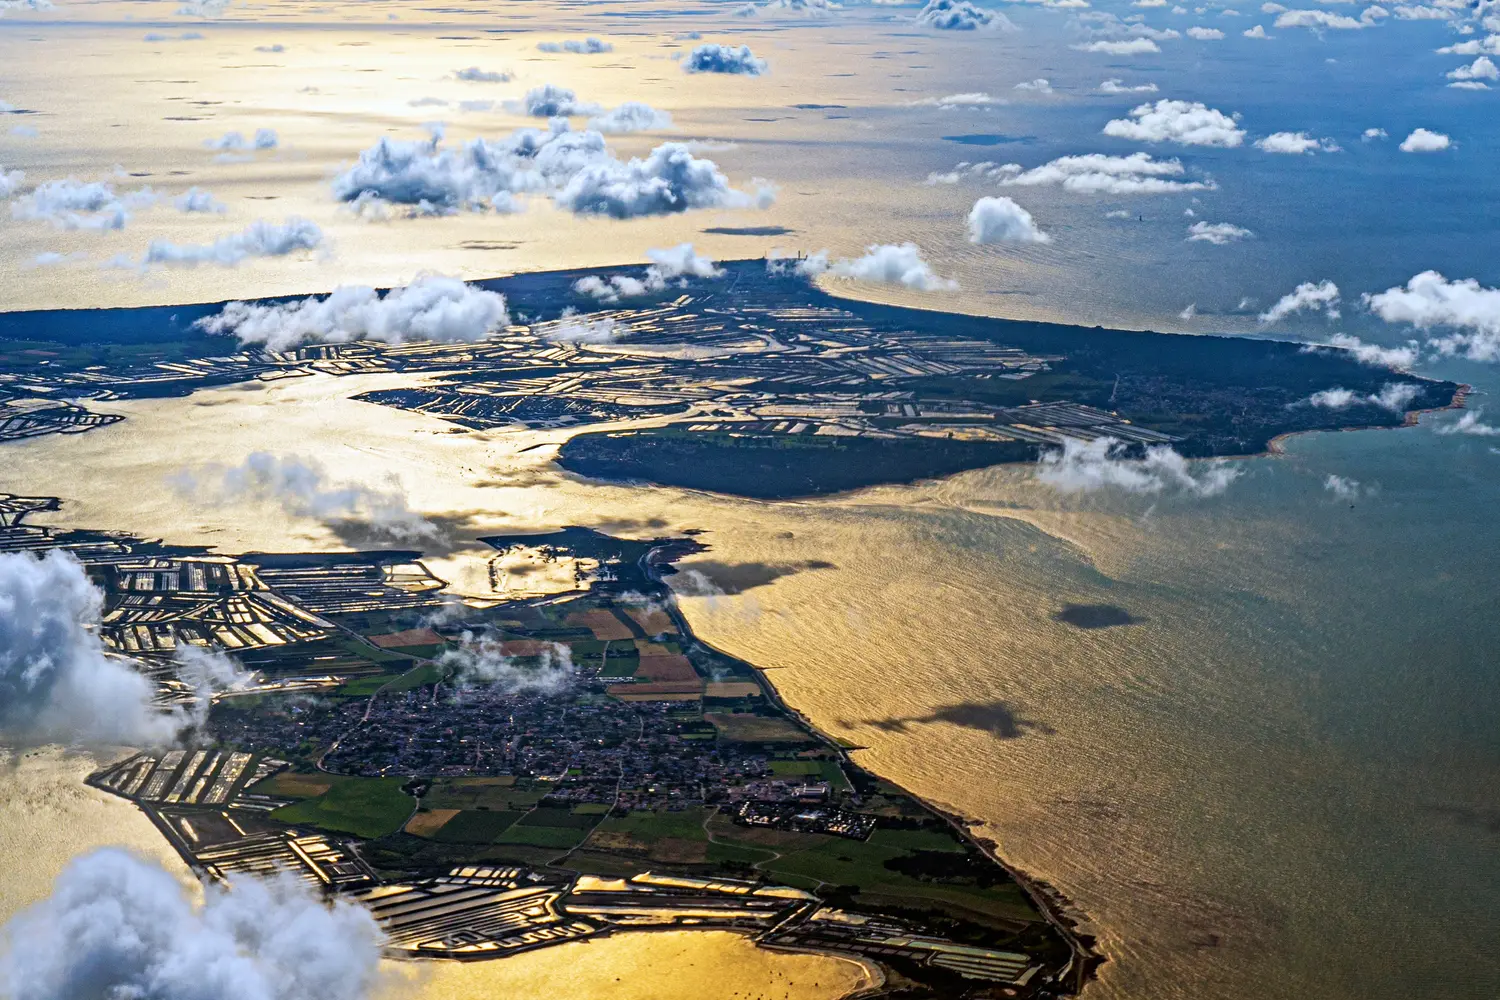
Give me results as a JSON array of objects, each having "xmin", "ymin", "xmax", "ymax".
[
  {"xmin": 1324, "ymin": 474, "xmax": 1361, "ymax": 499},
  {"xmin": 0, "ymin": 0, "xmax": 53, "ymax": 14},
  {"xmin": 455, "ymin": 66, "xmax": 510, "ymax": 82},
  {"xmin": 331, "ymin": 123, "xmax": 763, "ymax": 219},
  {"xmin": 911, "ymin": 91, "xmax": 1001, "ymax": 108},
  {"xmin": 1361, "ymin": 127, "xmax": 1389, "ymax": 141},
  {"xmin": 1098, "ymin": 78, "xmax": 1158, "ymax": 93},
  {"xmin": 1274, "ymin": 7, "xmax": 1380, "ymax": 28},
  {"xmin": 204, "ymin": 127, "xmax": 278, "ymax": 151},
  {"xmin": 437, "ymin": 634, "xmax": 576, "ymax": 694},
  {"xmin": 1324, "ymin": 332, "xmax": 1418, "ymax": 367},
  {"xmin": 588, "ymin": 101, "xmax": 673, "ymax": 134},
  {"xmin": 967, "ymin": 196, "xmax": 1050, "ymax": 244},
  {"xmin": 521, "ymin": 84, "xmax": 602, "ymax": 118},
  {"xmin": 173, "ymin": 186, "xmax": 225, "ymax": 213},
  {"xmin": 822, "ymin": 243, "xmax": 958, "ymax": 291},
  {"xmin": 1243, "ymin": 23, "xmax": 1271, "ymax": 36},
  {"xmin": 1073, "ymin": 38, "xmax": 1161, "ymax": 53},
  {"xmin": 1365, "ymin": 271, "xmax": 1500, "ymax": 360},
  {"xmin": 1014, "ymin": 77, "xmax": 1052, "ymax": 92},
  {"xmin": 683, "ymin": 43, "xmax": 768, "ymax": 74},
  {"xmin": 573, "ymin": 244, "xmax": 722, "ymax": 303},
  {"xmin": 996, "ymin": 151, "xmax": 1212, "ymax": 195},
  {"xmin": 1103, "ymin": 99, "xmax": 1246, "ymax": 146},
  {"xmin": 0, "ymin": 166, "xmax": 23, "ymax": 199},
  {"xmin": 1438, "ymin": 35, "xmax": 1500, "ymax": 56},
  {"xmin": 1304, "ymin": 383, "xmax": 1420, "ymax": 411},
  {"xmin": 1036, "ymin": 437, "xmax": 1240, "ymax": 496},
  {"xmin": 173, "ymin": 453, "xmax": 439, "ymax": 543},
  {"xmin": 0, "ymin": 849, "xmax": 385, "ymax": 1000},
  {"xmin": 1259, "ymin": 279, "xmax": 1341, "ymax": 323},
  {"xmin": 914, "ymin": 0, "xmax": 1016, "ymax": 29},
  {"xmin": 9, "ymin": 179, "xmax": 156, "ymax": 231},
  {"xmin": 1256, "ymin": 131, "xmax": 1340, "ymax": 154},
  {"xmin": 196, "ymin": 275, "xmax": 508, "ymax": 351},
  {"xmin": 1447, "ymin": 55, "xmax": 1499, "ymax": 82},
  {"xmin": 0, "ymin": 550, "xmax": 199, "ymax": 747},
  {"xmin": 1187, "ymin": 25, "xmax": 1225, "ymax": 37},
  {"xmin": 537, "ymin": 37, "xmax": 613, "ymax": 53},
  {"xmin": 140, "ymin": 218, "xmax": 322, "ymax": 267},
  {"xmin": 1399, "ymin": 127, "xmax": 1451, "ymax": 152},
  {"xmin": 543, "ymin": 314, "xmax": 625, "ymax": 344},
  {"xmin": 1436, "ymin": 409, "xmax": 1500, "ymax": 436},
  {"xmin": 1187, "ymin": 221, "xmax": 1252, "ymax": 244}
]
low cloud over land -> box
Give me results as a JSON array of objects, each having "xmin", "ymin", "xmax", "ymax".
[{"xmin": 196, "ymin": 275, "xmax": 508, "ymax": 350}]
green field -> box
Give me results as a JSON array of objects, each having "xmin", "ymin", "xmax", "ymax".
[
  {"xmin": 430, "ymin": 809, "xmax": 524, "ymax": 843},
  {"xmin": 270, "ymin": 776, "xmax": 414, "ymax": 839},
  {"xmin": 494, "ymin": 825, "xmax": 585, "ymax": 849}
]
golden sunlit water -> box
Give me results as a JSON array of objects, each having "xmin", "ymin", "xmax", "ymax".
[{"xmin": 2, "ymin": 371, "xmax": 1497, "ymax": 999}]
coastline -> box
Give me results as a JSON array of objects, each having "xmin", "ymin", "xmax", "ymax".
[
  {"xmin": 640, "ymin": 544, "xmax": 1105, "ymax": 996},
  {"xmin": 1267, "ymin": 381, "xmax": 1471, "ymax": 456}
]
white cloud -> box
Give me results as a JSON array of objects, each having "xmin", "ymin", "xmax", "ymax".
[
  {"xmin": 0, "ymin": 165, "xmax": 22, "ymax": 198},
  {"xmin": 683, "ymin": 43, "xmax": 768, "ymax": 73},
  {"xmin": 1187, "ymin": 24, "xmax": 1226, "ymax": 36},
  {"xmin": 1102, "ymin": 99, "xmax": 1246, "ymax": 147},
  {"xmin": 0, "ymin": 849, "xmax": 385, "ymax": 1000},
  {"xmin": 1325, "ymin": 332, "xmax": 1418, "ymax": 367},
  {"xmin": 914, "ymin": 0, "xmax": 1017, "ymax": 29},
  {"xmin": 204, "ymin": 127, "xmax": 277, "ymax": 151},
  {"xmin": 140, "ymin": 218, "xmax": 322, "ymax": 267},
  {"xmin": 1243, "ymin": 23, "xmax": 1271, "ymax": 35},
  {"xmin": 1014, "ymin": 77, "xmax": 1053, "ymax": 92},
  {"xmin": 824, "ymin": 243, "xmax": 958, "ymax": 291},
  {"xmin": 0, "ymin": 551, "xmax": 196, "ymax": 747},
  {"xmin": 537, "ymin": 37, "xmax": 613, "ymax": 53},
  {"xmin": 588, "ymin": 101, "xmax": 673, "ymax": 134},
  {"xmin": 437, "ymin": 634, "xmax": 575, "ymax": 694},
  {"xmin": 967, "ymin": 196, "xmax": 1050, "ymax": 244},
  {"xmin": 173, "ymin": 186, "xmax": 225, "ymax": 213},
  {"xmin": 9, "ymin": 179, "xmax": 156, "ymax": 231},
  {"xmin": 1393, "ymin": 3, "xmax": 1452, "ymax": 17},
  {"xmin": 572, "ymin": 244, "xmax": 722, "ymax": 303},
  {"xmin": 521, "ymin": 84, "xmax": 602, "ymax": 118},
  {"xmin": 1186, "ymin": 220, "xmax": 1252, "ymax": 243},
  {"xmin": 1436, "ymin": 409, "xmax": 1500, "ymax": 436},
  {"xmin": 455, "ymin": 66, "xmax": 510, "ymax": 82},
  {"xmin": 197, "ymin": 275, "xmax": 508, "ymax": 351},
  {"xmin": 332, "ymin": 124, "xmax": 763, "ymax": 219},
  {"xmin": 1438, "ymin": 35, "xmax": 1500, "ymax": 55},
  {"xmin": 1273, "ymin": 8, "xmax": 1370, "ymax": 28},
  {"xmin": 1447, "ymin": 55, "xmax": 1499, "ymax": 80},
  {"xmin": 996, "ymin": 151, "xmax": 1212, "ymax": 194},
  {"xmin": 1361, "ymin": 127, "xmax": 1388, "ymax": 140},
  {"xmin": 1324, "ymin": 473, "xmax": 1361, "ymax": 498},
  {"xmin": 1365, "ymin": 271, "xmax": 1500, "ymax": 360},
  {"xmin": 173, "ymin": 453, "xmax": 439, "ymax": 543},
  {"xmin": 543, "ymin": 314, "xmax": 625, "ymax": 344},
  {"xmin": 0, "ymin": 0, "xmax": 53, "ymax": 14},
  {"xmin": 1305, "ymin": 383, "xmax": 1420, "ymax": 411},
  {"xmin": 1259, "ymin": 279, "xmax": 1341, "ymax": 323},
  {"xmin": 1073, "ymin": 38, "xmax": 1162, "ymax": 53},
  {"xmin": 911, "ymin": 91, "xmax": 1001, "ymax": 108},
  {"xmin": 1098, "ymin": 78, "xmax": 1158, "ymax": 93},
  {"xmin": 1036, "ymin": 437, "xmax": 1240, "ymax": 496},
  {"xmin": 1255, "ymin": 130, "xmax": 1341, "ymax": 154}
]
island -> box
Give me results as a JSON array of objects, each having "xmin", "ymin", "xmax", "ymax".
[
  {"xmin": 0, "ymin": 258, "xmax": 1462, "ymax": 499},
  {"xmin": 0, "ymin": 499, "xmax": 1092, "ymax": 996}
]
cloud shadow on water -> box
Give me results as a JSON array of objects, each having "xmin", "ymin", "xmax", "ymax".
[
  {"xmin": 1053, "ymin": 604, "xmax": 1140, "ymax": 629},
  {"xmin": 858, "ymin": 701, "xmax": 1055, "ymax": 740}
]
